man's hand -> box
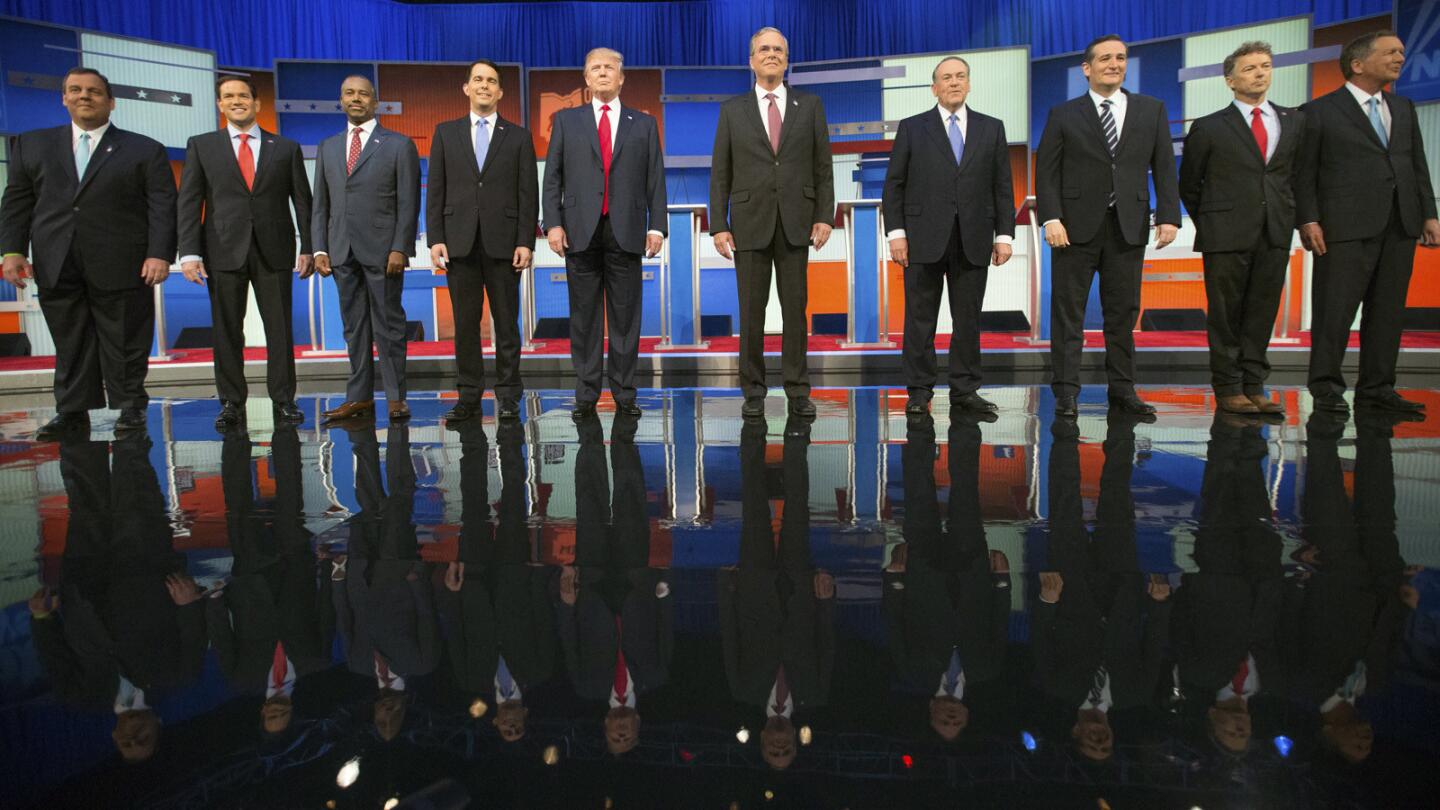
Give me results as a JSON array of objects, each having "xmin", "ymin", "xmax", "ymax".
[
  {"xmin": 713, "ymin": 231, "xmax": 736, "ymax": 260},
  {"xmin": 991, "ymin": 241, "xmax": 1013, "ymax": 266},
  {"xmin": 28, "ymin": 587, "xmax": 57, "ymax": 618},
  {"xmin": 512, "ymin": 246, "xmax": 532, "ymax": 272},
  {"xmin": 1422, "ymin": 218, "xmax": 1440, "ymax": 248},
  {"xmin": 166, "ymin": 573, "xmax": 202, "ymax": 606},
  {"xmin": 810, "ymin": 222, "xmax": 833, "ymax": 251},
  {"xmin": 430, "ymin": 243, "xmax": 449, "ymax": 270},
  {"xmin": 3, "ymin": 254, "xmax": 32, "ymax": 290},
  {"xmin": 813, "ymin": 571, "xmax": 836, "ymax": 600},
  {"xmin": 1153, "ymin": 224, "xmax": 1178, "ymax": 249},
  {"xmin": 296, "ymin": 254, "xmax": 314, "ymax": 279},
  {"xmin": 1044, "ymin": 221, "xmax": 1070, "ymax": 249},
  {"xmin": 444, "ymin": 562, "xmax": 466, "ymax": 593},
  {"xmin": 644, "ymin": 233, "xmax": 663, "ymax": 259},
  {"xmin": 889, "ymin": 237, "xmax": 909, "ymax": 268},
  {"xmin": 314, "ymin": 254, "xmax": 332, "ymax": 277},
  {"xmin": 1039, "ymin": 571, "xmax": 1064, "ymax": 604},
  {"xmin": 385, "ymin": 251, "xmax": 407, "ymax": 276},
  {"xmin": 180, "ymin": 260, "xmax": 207, "ymax": 284},
  {"xmin": 1300, "ymin": 223, "xmax": 1327, "ymax": 256},
  {"xmin": 1146, "ymin": 574, "xmax": 1172, "ymax": 602},
  {"xmin": 141, "ymin": 258, "xmax": 170, "ymax": 286},
  {"xmin": 559, "ymin": 565, "xmax": 579, "ymax": 606},
  {"xmin": 546, "ymin": 227, "xmax": 568, "ymax": 257}
]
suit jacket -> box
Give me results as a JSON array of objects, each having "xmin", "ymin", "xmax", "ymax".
[
  {"xmin": 555, "ymin": 570, "xmax": 673, "ymax": 700},
  {"xmin": 312, "ymin": 122, "xmax": 420, "ymax": 267},
  {"xmin": 438, "ymin": 565, "xmax": 557, "ymax": 695},
  {"xmin": 1180, "ymin": 103, "xmax": 1304, "ymax": 252},
  {"xmin": 542, "ymin": 103, "xmax": 667, "ymax": 255},
  {"xmin": 176, "ymin": 127, "xmax": 312, "ymax": 271},
  {"xmin": 1035, "ymin": 91, "xmax": 1181, "ymax": 246},
  {"xmin": 708, "ymin": 85, "xmax": 835, "ymax": 248},
  {"xmin": 1294, "ymin": 86, "xmax": 1438, "ymax": 241},
  {"xmin": 0, "ymin": 124, "xmax": 176, "ymax": 289},
  {"xmin": 881, "ymin": 106, "xmax": 1015, "ymax": 267},
  {"xmin": 425, "ymin": 115, "xmax": 538, "ymax": 262}
]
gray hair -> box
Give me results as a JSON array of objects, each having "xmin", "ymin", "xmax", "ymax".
[
  {"xmin": 931, "ymin": 56, "xmax": 971, "ymax": 82},
  {"xmin": 750, "ymin": 26, "xmax": 789, "ymax": 55},
  {"xmin": 1222, "ymin": 41, "xmax": 1272, "ymax": 77},
  {"xmin": 584, "ymin": 47, "xmax": 624, "ymax": 70}
]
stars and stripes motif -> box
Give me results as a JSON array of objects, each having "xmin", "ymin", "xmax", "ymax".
[
  {"xmin": 277, "ymin": 99, "xmax": 403, "ymax": 115},
  {"xmin": 6, "ymin": 72, "xmax": 191, "ymax": 106}
]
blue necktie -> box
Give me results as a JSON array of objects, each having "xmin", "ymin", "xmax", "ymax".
[
  {"xmin": 944, "ymin": 648, "xmax": 962, "ymax": 695},
  {"xmin": 75, "ymin": 131, "xmax": 92, "ymax": 179},
  {"xmin": 947, "ymin": 113, "xmax": 965, "ymax": 165},
  {"xmin": 1368, "ymin": 97, "xmax": 1388, "ymax": 148},
  {"xmin": 475, "ymin": 117, "xmax": 490, "ymax": 172},
  {"xmin": 496, "ymin": 655, "xmax": 517, "ymax": 700}
]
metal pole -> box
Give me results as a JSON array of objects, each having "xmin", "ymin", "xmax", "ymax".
[
  {"xmin": 151, "ymin": 282, "xmax": 173, "ymax": 361},
  {"xmin": 1020, "ymin": 196, "xmax": 1049, "ymax": 347},
  {"xmin": 658, "ymin": 221, "xmax": 672, "ymax": 347},
  {"xmin": 875, "ymin": 209, "xmax": 895, "ymax": 348},
  {"xmin": 843, "ymin": 204, "xmax": 856, "ymax": 345},
  {"xmin": 1272, "ymin": 250, "xmax": 1300, "ymax": 344},
  {"xmin": 520, "ymin": 264, "xmax": 546, "ymax": 350}
]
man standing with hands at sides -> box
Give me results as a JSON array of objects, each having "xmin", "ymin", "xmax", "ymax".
[
  {"xmin": 428, "ymin": 60, "xmax": 537, "ymax": 424},
  {"xmin": 311, "ymin": 75, "xmax": 421, "ymax": 426},
  {"xmin": 1180, "ymin": 43, "xmax": 1304, "ymax": 417},
  {"xmin": 177, "ymin": 76, "xmax": 314, "ymax": 432},
  {"xmin": 1295, "ymin": 31, "xmax": 1439, "ymax": 415},
  {"xmin": 0, "ymin": 67, "xmax": 176, "ymax": 440},
  {"xmin": 544, "ymin": 48, "xmax": 667, "ymax": 421},
  {"xmin": 883, "ymin": 56, "xmax": 1015, "ymax": 418},
  {"xmin": 710, "ymin": 27, "xmax": 835, "ymax": 420},
  {"xmin": 1037, "ymin": 35, "xmax": 1181, "ymax": 420}
]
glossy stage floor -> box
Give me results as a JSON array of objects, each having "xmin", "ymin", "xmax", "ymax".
[{"xmin": 1, "ymin": 381, "xmax": 1438, "ymax": 808}]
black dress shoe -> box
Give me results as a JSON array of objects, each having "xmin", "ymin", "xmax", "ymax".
[
  {"xmin": 497, "ymin": 398, "xmax": 521, "ymax": 420},
  {"xmin": 114, "ymin": 407, "xmax": 147, "ymax": 433},
  {"xmin": 741, "ymin": 397, "xmax": 765, "ymax": 419},
  {"xmin": 1356, "ymin": 391, "xmax": 1426, "ymax": 413},
  {"xmin": 905, "ymin": 396, "xmax": 930, "ymax": 416},
  {"xmin": 952, "ymin": 392, "xmax": 998, "ymax": 413},
  {"xmin": 1312, "ymin": 392, "xmax": 1350, "ymax": 413},
  {"xmin": 214, "ymin": 400, "xmax": 242, "ymax": 430},
  {"xmin": 36, "ymin": 411, "xmax": 89, "ymax": 441},
  {"xmin": 444, "ymin": 400, "xmax": 480, "ymax": 424},
  {"xmin": 1108, "ymin": 393, "xmax": 1157, "ymax": 415},
  {"xmin": 273, "ymin": 402, "xmax": 304, "ymax": 424},
  {"xmin": 572, "ymin": 401, "xmax": 597, "ymax": 421},
  {"xmin": 1054, "ymin": 395, "xmax": 1078, "ymax": 418},
  {"xmin": 788, "ymin": 396, "xmax": 816, "ymax": 418},
  {"xmin": 616, "ymin": 401, "xmax": 642, "ymax": 418}
]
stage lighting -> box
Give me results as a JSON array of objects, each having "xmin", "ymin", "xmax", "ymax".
[
  {"xmin": 469, "ymin": 698, "xmax": 488, "ymax": 718},
  {"xmin": 383, "ymin": 798, "xmax": 399, "ymax": 810},
  {"xmin": 335, "ymin": 756, "xmax": 361, "ymax": 788},
  {"xmin": 1273, "ymin": 736, "xmax": 1294, "ymax": 758},
  {"xmin": 1021, "ymin": 731, "xmax": 1038, "ymax": 752},
  {"xmin": 901, "ymin": 754, "xmax": 914, "ymax": 769},
  {"xmin": 799, "ymin": 726, "xmax": 813, "ymax": 746},
  {"xmin": 543, "ymin": 745, "xmax": 561, "ymax": 765},
  {"xmin": 736, "ymin": 726, "xmax": 750, "ymax": 743}
]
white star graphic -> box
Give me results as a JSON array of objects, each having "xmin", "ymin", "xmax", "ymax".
[
  {"xmin": 135, "ymin": 89, "xmax": 148, "ymax": 99},
  {"xmin": 171, "ymin": 94, "xmax": 182, "ymax": 103}
]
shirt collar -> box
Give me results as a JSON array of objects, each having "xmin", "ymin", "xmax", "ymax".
[
  {"xmin": 755, "ymin": 83, "xmax": 787, "ymax": 104},
  {"xmin": 349, "ymin": 118, "xmax": 378, "ymax": 136},
  {"xmin": 1232, "ymin": 98, "xmax": 1274, "ymax": 119},
  {"xmin": 592, "ymin": 95, "xmax": 621, "ymax": 114},
  {"xmin": 936, "ymin": 103, "xmax": 968, "ymax": 124},
  {"xmin": 1089, "ymin": 88, "xmax": 1125, "ymax": 109},
  {"xmin": 227, "ymin": 122, "xmax": 260, "ymax": 140},
  {"xmin": 72, "ymin": 121, "xmax": 110, "ymax": 144},
  {"xmin": 1345, "ymin": 81, "xmax": 1384, "ymax": 107},
  {"xmin": 469, "ymin": 110, "xmax": 497, "ymax": 128}
]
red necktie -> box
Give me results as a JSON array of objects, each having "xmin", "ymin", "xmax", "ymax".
[
  {"xmin": 599, "ymin": 104, "xmax": 613, "ymax": 216},
  {"xmin": 766, "ymin": 93, "xmax": 783, "ymax": 155},
  {"xmin": 612, "ymin": 616, "xmax": 629, "ymax": 702},
  {"xmin": 270, "ymin": 641, "xmax": 288, "ymax": 690},
  {"xmin": 1231, "ymin": 658, "xmax": 1249, "ymax": 696},
  {"xmin": 347, "ymin": 127, "xmax": 363, "ymax": 175},
  {"xmin": 1250, "ymin": 108, "xmax": 1267, "ymax": 163},
  {"xmin": 375, "ymin": 651, "xmax": 395, "ymax": 689},
  {"xmin": 237, "ymin": 132, "xmax": 255, "ymax": 190},
  {"xmin": 773, "ymin": 665, "xmax": 790, "ymax": 714}
]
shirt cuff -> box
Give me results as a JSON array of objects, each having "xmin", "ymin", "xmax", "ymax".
[
  {"xmin": 886, "ymin": 229, "xmax": 906, "ymax": 241},
  {"xmin": 2, "ymin": 253, "xmax": 24, "ymax": 259},
  {"xmin": 994, "ymin": 235, "xmax": 1013, "ymax": 245},
  {"xmin": 1041, "ymin": 219, "xmax": 1059, "ymax": 228},
  {"xmin": 178, "ymin": 255, "xmax": 202, "ymax": 265},
  {"xmin": 314, "ymin": 251, "xmax": 328, "ymax": 258},
  {"xmin": 646, "ymin": 230, "xmax": 664, "ymax": 238}
]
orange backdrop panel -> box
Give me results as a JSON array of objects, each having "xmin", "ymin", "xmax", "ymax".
[
  {"xmin": 378, "ymin": 63, "xmax": 523, "ymax": 159},
  {"xmin": 527, "ymin": 69, "xmax": 664, "ymax": 158}
]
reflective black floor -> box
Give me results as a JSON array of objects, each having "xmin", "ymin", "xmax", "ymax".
[{"xmin": 1, "ymin": 384, "xmax": 1438, "ymax": 808}]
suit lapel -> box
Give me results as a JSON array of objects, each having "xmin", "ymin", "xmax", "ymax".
[
  {"xmin": 610, "ymin": 105, "xmax": 636, "ymax": 163},
  {"xmin": 1273, "ymin": 105, "xmax": 1298, "ymax": 162},
  {"xmin": 581, "ymin": 106, "xmax": 602, "ymax": 163},
  {"xmin": 1112, "ymin": 92, "xmax": 1137, "ymax": 156},
  {"xmin": 56, "ymin": 126, "xmax": 79, "ymax": 189},
  {"xmin": 1383, "ymin": 90, "xmax": 1406, "ymax": 153},
  {"xmin": 348, "ymin": 124, "xmax": 386, "ymax": 176},
  {"xmin": 742, "ymin": 91, "xmax": 772, "ymax": 153},
  {"xmin": 1334, "ymin": 88, "xmax": 1387, "ymax": 151},
  {"xmin": 1221, "ymin": 104, "xmax": 1265, "ymax": 166},
  {"xmin": 1078, "ymin": 95, "xmax": 1110, "ymax": 155},
  {"xmin": 923, "ymin": 109, "xmax": 957, "ymax": 166},
  {"xmin": 251, "ymin": 128, "xmax": 279, "ymax": 191},
  {"xmin": 776, "ymin": 88, "xmax": 802, "ymax": 154},
  {"xmin": 75, "ymin": 126, "xmax": 120, "ymax": 197},
  {"xmin": 480, "ymin": 117, "xmax": 510, "ymax": 178},
  {"xmin": 956, "ymin": 113, "xmax": 983, "ymax": 173}
]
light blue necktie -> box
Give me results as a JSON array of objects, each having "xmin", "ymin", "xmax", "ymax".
[
  {"xmin": 944, "ymin": 648, "xmax": 963, "ymax": 695},
  {"xmin": 496, "ymin": 654, "xmax": 517, "ymax": 700},
  {"xmin": 475, "ymin": 117, "xmax": 490, "ymax": 172},
  {"xmin": 947, "ymin": 113, "xmax": 965, "ymax": 165},
  {"xmin": 1367, "ymin": 97, "xmax": 1388, "ymax": 148},
  {"xmin": 75, "ymin": 131, "xmax": 92, "ymax": 178}
]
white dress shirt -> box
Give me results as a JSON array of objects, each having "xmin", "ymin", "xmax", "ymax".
[
  {"xmin": 266, "ymin": 644, "xmax": 297, "ymax": 700},
  {"xmin": 609, "ymin": 664, "xmax": 636, "ymax": 708},
  {"xmin": 72, "ymin": 120, "xmax": 111, "ymax": 153},
  {"xmin": 766, "ymin": 675, "xmax": 794, "ymax": 718},
  {"xmin": 755, "ymin": 82, "xmax": 787, "ymax": 143},
  {"xmin": 1345, "ymin": 81, "xmax": 1391, "ymax": 139},
  {"xmin": 179, "ymin": 123, "xmax": 263, "ymax": 264},
  {"xmin": 1040, "ymin": 90, "xmax": 1129, "ymax": 229},
  {"xmin": 470, "ymin": 109, "xmax": 497, "ymax": 155},
  {"xmin": 114, "ymin": 675, "xmax": 148, "ymax": 714},
  {"xmin": 886, "ymin": 103, "xmax": 1013, "ymax": 246},
  {"xmin": 935, "ymin": 667, "xmax": 966, "ymax": 699},
  {"xmin": 1232, "ymin": 99, "xmax": 1280, "ymax": 162},
  {"xmin": 1080, "ymin": 668, "xmax": 1113, "ymax": 713},
  {"xmin": 1215, "ymin": 653, "xmax": 1260, "ymax": 702}
]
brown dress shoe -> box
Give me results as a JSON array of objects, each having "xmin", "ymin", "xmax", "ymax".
[
  {"xmin": 1217, "ymin": 394, "xmax": 1260, "ymax": 414},
  {"xmin": 1247, "ymin": 393, "xmax": 1284, "ymax": 414},
  {"xmin": 322, "ymin": 400, "xmax": 374, "ymax": 422},
  {"xmin": 388, "ymin": 401, "xmax": 411, "ymax": 420}
]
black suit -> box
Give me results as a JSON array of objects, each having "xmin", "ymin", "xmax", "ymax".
[
  {"xmin": 1294, "ymin": 87, "xmax": 1437, "ymax": 399},
  {"xmin": 427, "ymin": 115, "xmax": 538, "ymax": 404},
  {"xmin": 0, "ymin": 125, "xmax": 177, "ymax": 411},
  {"xmin": 1179, "ymin": 103, "xmax": 1304, "ymax": 396},
  {"xmin": 882, "ymin": 106, "xmax": 1015, "ymax": 399},
  {"xmin": 1036, "ymin": 92, "xmax": 1180, "ymax": 397},
  {"xmin": 709, "ymin": 85, "xmax": 835, "ymax": 399},
  {"xmin": 177, "ymin": 128, "xmax": 312, "ymax": 405}
]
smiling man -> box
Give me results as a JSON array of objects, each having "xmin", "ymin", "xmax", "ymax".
[
  {"xmin": 177, "ymin": 75, "xmax": 313, "ymax": 431},
  {"xmin": 0, "ymin": 67, "xmax": 177, "ymax": 440},
  {"xmin": 1036, "ymin": 35, "xmax": 1181, "ymax": 420}
]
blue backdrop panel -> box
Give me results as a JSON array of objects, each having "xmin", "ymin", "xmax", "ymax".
[
  {"xmin": 274, "ymin": 61, "xmax": 376, "ymax": 146},
  {"xmin": 665, "ymin": 208, "xmax": 702, "ymax": 345},
  {"xmin": 850, "ymin": 202, "xmax": 882, "ymax": 343},
  {"xmin": 0, "ymin": 19, "xmax": 78, "ymax": 134},
  {"xmin": 1397, "ymin": 0, "xmax": 1440, "ymax": 102},
  {"xmin": 791, "ymin": 60, "xmax": 884, "ymax": 144}
]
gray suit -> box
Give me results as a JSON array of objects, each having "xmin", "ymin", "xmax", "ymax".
[{"xmin": 311, "ymin": 123, "xmax": 421, "ymax": 403}]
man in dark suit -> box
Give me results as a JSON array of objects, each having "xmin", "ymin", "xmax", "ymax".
[
  {"xmin": 1295, "ymin": 31, "xmax": 1440, "ymax": 415},
  {"xmin": 428, "ymin": 59, "xmax": 538, "ymax": 425},
  {"xmin": 177, "ymin": 76, "xmax": 313, "ymax": 431},
  {"xmin": 312, "ymin": 75, "xmax": 421, "ymax": 425},
  {"xmin": 883, "ymin": 57, "xmax": 1015, "ymax": 416},
  {"xmin": 1037, "ymin": 35, "xmax": 1181, "ymax": 419},
  {"xmin": 544, "ymin": 48, "xmax": 667, "ymax": 421},
  {"xmin": 1180, "ymin": 43, "xmax": 1304, "ymax": 416},
  {"xmin": 710, "ymin": 27, "xmax": 835, "ymax": 420},
  {"xmin": 0, "ymin": 68, "xmax": 177, "ymax": 440}
]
